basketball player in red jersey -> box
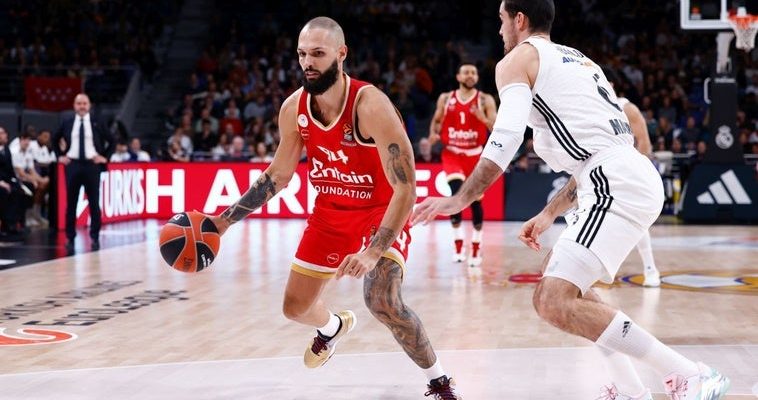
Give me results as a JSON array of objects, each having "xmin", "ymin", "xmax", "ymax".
[
  {"xmin": 211, "ymin": 17, "xmax": 460, "ymax": 399},
  {"xmin": 429, "ymin": 64, "xmax": 497, "ymax": 268}
]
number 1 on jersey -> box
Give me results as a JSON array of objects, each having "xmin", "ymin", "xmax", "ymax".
[{"xmin": 459, "ymin": 111, "xmax": 466, "ymax": 125}]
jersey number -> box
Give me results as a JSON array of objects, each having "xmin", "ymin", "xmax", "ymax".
[
  {"xmin": 593, "ymin": 73, "xmax": 622, "ymax": 112},
  {"xmin": 459, "ymin": 112, "xmax": 466, "ymax": 125}
]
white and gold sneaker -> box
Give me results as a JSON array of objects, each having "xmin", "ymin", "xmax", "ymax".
[{"xmin": 303, "ymin": 310, "xmax": 356, "ymax": 368}]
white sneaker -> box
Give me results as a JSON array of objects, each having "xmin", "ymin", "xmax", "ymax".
[
  {"xmin": 663, "ymin": 362, "xmax": 730, "ymax": 400},
  {"xmin": 643, "ymin": 266, "xmax": 661, "ymax": 287},
  {"xmin": 467, "ymin": 255, "xmax": 482, "ymax": 267},
  {"xmin": 596, "ymin": 384, "xmax": 652, "ymax": 400},
  {"xmin": 452, "ymin": 252, "xmax": 466, "ymax": 263}
]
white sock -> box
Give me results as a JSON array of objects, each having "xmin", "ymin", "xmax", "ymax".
[
  {"xmin": 596, "ymin": 344, "xmax": 647, "ymax": 397},
  {"xmin": 422, "ymin": 359, "xmax": 446, "ymax": 381},
  {"xmin": 596, "ymin": 311, "xmax": 699, "ymax": 377},
  {"xmin": 317, "ymin": 312, "xmax": 341, "ymax": 338},
  {"xmin": 636, "ymin": 231, "xmax": 658, "ymax": 273},
  {"xmin": 453, "ymin": 225, "xmax": 464, "ymax": 240},
  {"xmin": 471, "ymin": 228, "xmax": 482, "ymax": 243}
]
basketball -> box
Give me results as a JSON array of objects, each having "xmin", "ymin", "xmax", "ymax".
[{"xmin": 159, "ymin": 211, "xmax": 221, "ymax": 273}]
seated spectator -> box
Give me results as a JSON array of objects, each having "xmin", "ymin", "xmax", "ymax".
[
  {"xmin": 250, "ymin": 142, "xmax": 274, "ymax": 163},
  {"xmin": 226, "ymin": 136, "xmax": 248, "ymax": 161},
  {"xmin": 110, "ymin": 140, "xmax": 131, "ymax": 162},
  {"xmin": 194, "ymin": 108, "xmax": 219, "ymax": 134},
  {"xmin": 0, "ymin": 127, "xmax": 30, "ymax": 239},
  {"xmin": 32, "ymin": 129, "xmax": 56, "ymax": 177},
  {"xmin": 243, "ymin": 93, "xmax": 269, "ymax": 121},
  {"xmin": 129, "ymin": 138, "xmax": 151, "ymax": 162},
  {"xmin": 12, "ymin": 132, "xmax": 48, "ymax": 227},
  {"xmin": 167, "ymin": 127, "xmax": 193, "ymax": 155},
  {"xmin": 211, "ymin": 132, "xmax": 231, "ymax": 161},
  {"xmin": 168, "ymin": 138, "xmax": 190, "ymax": 162},
  {"xmin": 194, "ymin": 120, "xmax": 219, "ymax": 154}
]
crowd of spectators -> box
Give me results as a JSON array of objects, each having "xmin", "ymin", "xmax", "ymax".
[
  {"xmin": 0, "ymin": 0, "xmax": 181, "ymax": 101},
  {"xmin": 160, "ymin": 0, "xmax": 757, "ymax": 168}
]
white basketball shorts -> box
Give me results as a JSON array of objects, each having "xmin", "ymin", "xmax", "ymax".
[{"xmin": 545, "ymin": 145, "xmax": 664, "ymax": 291}]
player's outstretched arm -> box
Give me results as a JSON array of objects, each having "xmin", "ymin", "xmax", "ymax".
[
  {"xmin": 212, "ymin": 92, "xmax": 304, "ymax": 235},
  {"xmin": 336, "ymin": 87, "xmax": 416, "ymax": 279},
  {"xmin": 412, "ymin": 45, "xmax": 537, "ymax": 226}
]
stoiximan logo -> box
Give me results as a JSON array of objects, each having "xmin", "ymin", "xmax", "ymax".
[{"xmin": 0, "ymin": 328, "xmax": 77, "ymax": 346}]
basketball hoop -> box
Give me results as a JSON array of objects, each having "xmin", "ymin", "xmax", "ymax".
[{"xmin": 727, "ymin": 12, "xmax": 758, "ymax": 51}]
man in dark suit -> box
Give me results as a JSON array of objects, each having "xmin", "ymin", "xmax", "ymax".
[{"xmin": 54, "ymin": 93, "xmax": 115, "ymax": 252}]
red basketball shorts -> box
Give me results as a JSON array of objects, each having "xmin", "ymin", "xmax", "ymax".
[
  {"xmin": 292, "ymin": 207, "xmax": 411, "ymax": 279},
  {"xmin": 441, "ymin": 149, "xmax": 480, "ymax": 182}
]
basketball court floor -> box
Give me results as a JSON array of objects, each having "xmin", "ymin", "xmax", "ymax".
[{"xmin": 0, "ymin": 219, "xmax": 756, "ymax": 399}]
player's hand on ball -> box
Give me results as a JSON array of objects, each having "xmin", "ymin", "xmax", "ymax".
[
  {"xmin": 518, "ymin": 211, "xmax": 555, "ymax": 251},
  {"xmin": 336, "ymin": 248, "xmax": 382, "ymax": 280},
  {"xmin": 411, "ymin": 196, "xmax": 465, "ymax": 226}
]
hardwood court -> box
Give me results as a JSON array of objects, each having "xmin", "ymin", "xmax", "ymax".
[{"xmin": 1, "ymin": 220, "xmax": 756, "ymax": 399}]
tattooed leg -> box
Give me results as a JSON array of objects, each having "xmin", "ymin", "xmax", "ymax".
[{"xmin": 364, "ymin": 258, "xmax": 437, "ymax": 368}]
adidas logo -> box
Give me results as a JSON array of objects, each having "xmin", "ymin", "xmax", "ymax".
[
  {"xmin": 622, "ymin": 321, "xmax": 631, "ymax": 338},
  {"xmin": 696, "ymin": 170, "xmax": 752, "ymax": 205}
]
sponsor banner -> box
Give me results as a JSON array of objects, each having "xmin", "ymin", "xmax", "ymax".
[
  {"xmin": 504, "ymin": 172, "xmax": 570, "ymax": 221},
  {"xmin": 56, "ymin": 162, "xmax": 505, "ymax": 228},
  {"xmin": 680, "ymin": 164, "xmax": 758, "ymax": 223}
]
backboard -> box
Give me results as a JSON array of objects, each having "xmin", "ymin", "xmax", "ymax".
[{"xmin": 680, "ymin": 0, "xmax": 756, "ymax": 30}]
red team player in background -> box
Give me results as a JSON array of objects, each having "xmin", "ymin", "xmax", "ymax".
[
  {"xmin": 429, "ymin": 64, "xmax": 497, "ymax": 268},
  {"xmin": 211, "ymin": 17, "xmax": 461, "ymax": 399}
]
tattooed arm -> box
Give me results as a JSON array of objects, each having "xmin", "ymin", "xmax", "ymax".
[
  {"xmin": 541, "ymin": 176, "xmax": 577, "ymax": 219},
  {"xmin": 212, "ymin": 91, "xmax": 304, "ymax": 234},
  {"xmin": 335, "ymin": 87, "xmax": 416, "ymax": 279}
]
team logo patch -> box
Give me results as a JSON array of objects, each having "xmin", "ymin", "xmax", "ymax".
[
  {"xmin": 297, "ymin": 114, "xmax": 309, "ymax": 128},
  {"xmin": 326, "ymin": 253, "xmax": 340, "ymax": 265},
  {"xmin": 300, "ymin": 129, "xmax": 310, "ymax": 141},
  {"xmin": 621, "ymin": 271, "xmax": 758, "ymax": 295},
  {"xmin": 341, "ymin": 124, "xmax": 356, "ymax": 146},
  {"xmin": 0, "ymin": 327, "xmax": 77, "ymax": 346}
]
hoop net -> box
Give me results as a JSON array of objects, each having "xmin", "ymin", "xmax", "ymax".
[{"xmin": 727, "ymin": 14, "xmax": 758, "ymax": 51}]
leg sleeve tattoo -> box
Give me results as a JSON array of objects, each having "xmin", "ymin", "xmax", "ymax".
[{"xmin": 363, "ymin": 258, "xmax": 437, "ymax": 369}]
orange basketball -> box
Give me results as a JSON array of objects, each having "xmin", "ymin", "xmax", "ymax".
[{"xmin": 159, "ymin": 211, "xmax": 220, "ymax": 273}]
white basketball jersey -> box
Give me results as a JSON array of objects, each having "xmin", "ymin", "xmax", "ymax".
[{"xmin": 523, "ymin": 37, "xmax": 634, "ymax": 174}]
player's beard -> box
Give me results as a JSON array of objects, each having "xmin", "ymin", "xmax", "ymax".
[
  {"xmin": 303, "ymin": 60, "xmax": 340, "ymax": 95},
  {"xmin": 461, "ymin": 80, "xmax": 476, "ymax": 90}
]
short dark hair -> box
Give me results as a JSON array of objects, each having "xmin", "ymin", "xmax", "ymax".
[
  {"xmin": 503, "ymin": 0, "xmax": 555, "ymax": 34},
  {"xmin": 457, "ymin": 62, "xmax": 478, "ymax": 73},
  {"xmin": 19, "ymin": 132, "xmax": 32, "ymax": 140},
  {"xmin": 601, "ymin": 65, "xmax": 619, "ymax": 86}
]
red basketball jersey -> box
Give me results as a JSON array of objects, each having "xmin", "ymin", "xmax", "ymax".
[
  {"xmin": 296, "ymin": 75, "xmax": 395, "ymax": 210},
  {"xmin": 439, "ymin": 90, "xmax": 489, "ymax": 153}
]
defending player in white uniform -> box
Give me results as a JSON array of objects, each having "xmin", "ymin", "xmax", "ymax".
[
  {"xmin": 601, "ymin": 66, "xmax": 662, "ymax": 287},
  {"xmin": 413, "ymin": 1, "xmax": 730, "ymax": 399}
]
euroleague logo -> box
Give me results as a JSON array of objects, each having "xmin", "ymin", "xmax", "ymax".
[{"xmin": 0, "ymin": 328, "xmax": 77, "ymax": 346}]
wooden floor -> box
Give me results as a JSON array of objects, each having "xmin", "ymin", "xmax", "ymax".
[{"xmin": 1, "ymin": 220, "xmax": 756, "ymax": 399}]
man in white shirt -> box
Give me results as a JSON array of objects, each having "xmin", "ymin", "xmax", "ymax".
[
  {"xmin": 12, "ymin": 133, "xmax": 49, "ymax": 227},
  {"xmin": 129, "ymin": 138, "xmax": 151, "ymax": 162},
  {"xmin": 54, "ymin": 93, "xmax": 116, "ymax": 253}
]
